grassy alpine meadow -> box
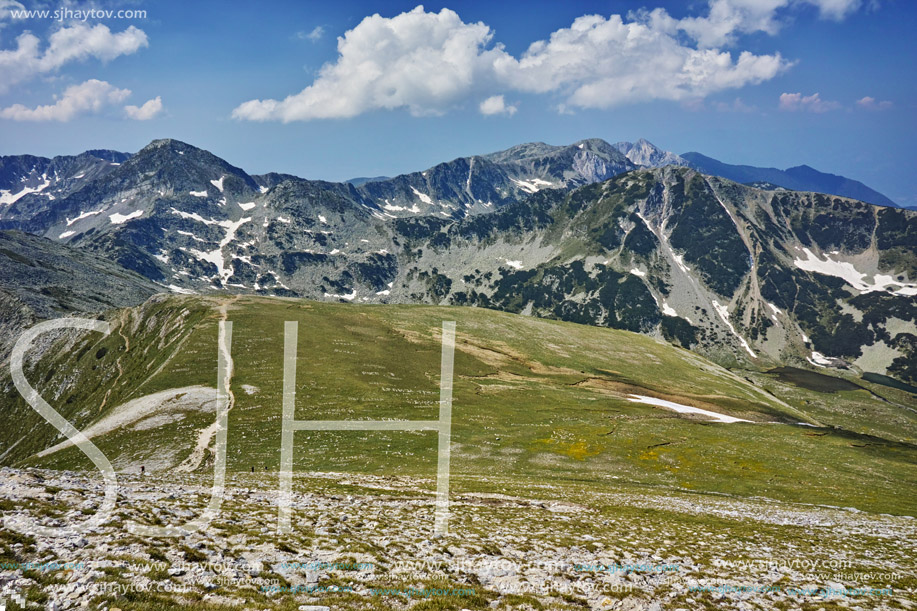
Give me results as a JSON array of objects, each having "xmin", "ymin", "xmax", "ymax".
[{"xmin": 12, "ymin": 296, "xmax": 917, "ymax": 515}]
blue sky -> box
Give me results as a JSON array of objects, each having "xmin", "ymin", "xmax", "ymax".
[{"xmin": 0, "ymin": 0, "xmax": 915, "ymax": 205}]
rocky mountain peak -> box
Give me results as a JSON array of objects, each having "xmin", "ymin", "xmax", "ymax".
[{"xmin": 613, "ymin": 139, "xmax": 689, "ymax": 168}]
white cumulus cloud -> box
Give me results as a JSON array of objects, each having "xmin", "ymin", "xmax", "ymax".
[
  {"xmin": 778, "ymin": 92, "xmax": 841, "ymax": 112},
  {"xmin": 233, "ymin": 2, "xmax": 866, "ymax": 122},
  {"xmin": 494, "ymin": 13, "xmax": 787, "ymax": 109},
  {"xmin": 479, "ymin": 95, "xmax": 516, "ymax": 116},
  {"xmin": 640, "ymin": 0, "xmax": 863, "ymax": 48},
  {"xmin": 125, "ymin": 96, "xmax": 163, "ymax": 120},
  {"xmin": 234, "ymin": 7, "xmax": 504, "ymax": 121},
  {"xmin": 0, "ymin": 23, "xmax": 147, "ymax": 92},
  {"xmin": 856, "ymin": 96, "xmax": 892, "ymax": 110},
  {"xmin": 0, "ymin": 79, "xmax": 130, "ymax": 121}
]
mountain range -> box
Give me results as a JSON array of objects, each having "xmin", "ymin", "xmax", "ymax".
[
  {"xmin": 680, "ymin": 151, "xmax": 900, "ymax": 208},
  {"xmin": 0, "ymin": 137, "xmax": 914, "ymax": 386}
]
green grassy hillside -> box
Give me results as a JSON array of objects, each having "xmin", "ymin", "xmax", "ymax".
[{"xmin": 2, "ymin": 296, "xmax": 915, "ymax": 515}]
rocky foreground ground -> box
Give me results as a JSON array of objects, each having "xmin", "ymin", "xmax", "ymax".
[{"xmin": 0, "ymin": 467, "xmax": 914, "ymax": 610}]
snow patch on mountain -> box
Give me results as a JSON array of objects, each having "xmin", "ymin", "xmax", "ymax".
[
  {"xmin": 383, "ymin": 200, "xmax": 420, "ymax": 213},
  {"xmin": 177, "ymin": 230, "xmax": 209, "ymax": 243},
  {"xmin": 324, "ymin": 289, "xmax": 357, "ymax": 300},
  {"xmin": 167, "ymin": 284, "xmax": 196, "ymax": 295},
  {"xmin": 635, "ymin": 211, "xmax": 694, "ymax": 279},
  {"xmin": 712, "ymin": 300, "xmax": 756, "ymax": 358},
  {"xmin": 171, "ymin": 208, "xmax": 223, "ymax": 226},
  {"xmin": 184, "ymin": 217, "xmax": 251, "ymax": 283},
  {"xmin": 0, "ymin": 178, "xmax": 51, "ymax": 205},
  {"xmin": 766, "ymin": 302, "xmax": 782, "ymax": 323},
  {"xmin": 66, "ymin": 210, "xmax": 102, "ymax": 226},
  {"xmin": 627, "ymin": 395, "xmax": 751, "ymax": 423},
  {"xmin": 109, "ymin": 210, "xmax": 143, "ymax": 225},
  {"xmin": 411, "ymin": 186, "xmax": 433, "ymax": 204},
  {"xmin": 793, "ymin": 248, "xmax": 917, "ymax": 295},
  {"xmin": 511, "ymin": 178, "xmax": 552, "ymax": 194},
  {"xmin": 673, "ymin": 254, "xmax": 693, "ymax": 275},
  {"xmin": 806, "ymin": 351, "xmax": 833, "ymax": 368}
]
